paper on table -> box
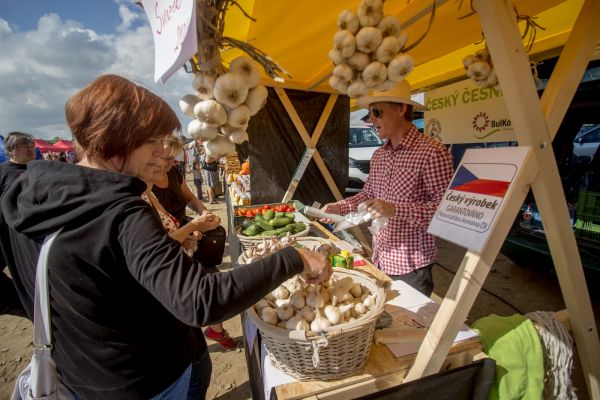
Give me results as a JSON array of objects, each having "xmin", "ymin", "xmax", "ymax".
[
  {"xmin": 261, "ymin": 345, "xmax": 296, "ymax": 400},
  {"xmin": 383, "ymin": 302, "xmax": 478, "ymax": 358},
  {"xmin": 243, "ymin": 310, "xmax": 258, "ymax": 356}
]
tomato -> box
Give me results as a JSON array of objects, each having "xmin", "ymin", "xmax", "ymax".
[
  {"xmin": 246, "ymin": 210, "xmax": 255, "ymax": 217},
  {"xmin": 263, "ymin": 205, "xmax": 271, "ymax": 210},
  {"xmin": 288, "ymin": 206, "xmax": 295, "ymax": 211}
]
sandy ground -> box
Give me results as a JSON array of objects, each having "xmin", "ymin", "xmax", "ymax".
[{"xmin": 1, "ymin": 178, "xmax": 599, "ymax": 398}]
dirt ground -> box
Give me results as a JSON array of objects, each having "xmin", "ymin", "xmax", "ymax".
[{"xmin": 1, "ymin": 181, "xmax": 599, "ymax": 399}]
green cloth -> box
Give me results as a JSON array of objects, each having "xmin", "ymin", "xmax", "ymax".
[{"xmin": 472, "ymin": 314, "xmax": 544, "ymax": 400}]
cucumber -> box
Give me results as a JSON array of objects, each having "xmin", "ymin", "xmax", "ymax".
[
  {"xmin": 274, "ymin": 211, "xmax": 285, "ymax": 218},
  {"xmin": 255, "ymin": 219, "xmax": 273, "ymax": 232},
  {"xmin": 284, "ymin": 212, "xmax": 296, "ymax": 221},
  {"xmin": 242, "ymin": 224, "xmax": 260, "ymax": 236},
  {"xmin": 269, "ymin": 217, "xmax": 292, "ymax": 228},
  {"xmin": 276, "ymin": 225, "xmax": 293, "ymax": 234},
  {"xmin": 242, "ymin": 219, "xmax": 254, "ymax": 229},
  {"xmin": 291, "ymin": 222, "xmax": 307, "ymax": 233},
  {"xmin": 259, "ymin": 229, "xmax": 279, "ymax": 237},
  {"xmin": 263, "ymin": 210, "xmax": 275, "ymax": 221}
]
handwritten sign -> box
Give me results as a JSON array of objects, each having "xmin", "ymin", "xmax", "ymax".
[
  {"xmin": 428, "ymin": 147, "xmax": 530, "ymax": 252},
  {"xmin": 292, "ymin": 147, "xmax": 316, "ymax": 181},
  {"xmin": 423, "ymin": 79, "xmax": 515, "ymax": 144},
  {"xmin": 142, "ymin": 0, "xmax": 197, "ymax": 83}
]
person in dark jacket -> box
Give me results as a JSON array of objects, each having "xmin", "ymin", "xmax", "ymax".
[
  {"xmin": 0, "ymin": 74, "xmax": 331, "ymax": 400},
  {"xmin": 0, "ymin": 131, "xmax": 35, "ymax": 317}
]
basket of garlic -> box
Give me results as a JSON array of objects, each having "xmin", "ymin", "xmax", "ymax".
[{"xmin": 247, "ymin": 268, "xmax": 385, "ymax": 380}]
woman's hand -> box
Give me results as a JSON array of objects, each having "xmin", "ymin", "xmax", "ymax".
[
  {"xmin": 296, "ymin": 249, "xmax": 332, "ymax": 284},
  {"xmin": 189, "ymin": 211, "xmax": 221, "ymax": 232},
  {"xmin": 182, "ymin": 233, "xmax": 198, "ymax": 252}
]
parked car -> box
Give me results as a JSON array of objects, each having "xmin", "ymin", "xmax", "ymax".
[
  {"xmin": 347, "ymin": 125, "xmax": 383, "ymax": 194},
  {"xmin": 573, "ymin": 125, "xmax": 600, "ymax": 160}
]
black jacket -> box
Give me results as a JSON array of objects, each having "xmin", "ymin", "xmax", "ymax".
[{"xmin": 0, "ymin": 160, "xmax": 303, "ymax": 399}]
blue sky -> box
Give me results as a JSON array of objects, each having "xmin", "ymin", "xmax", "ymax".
[{"xmin": 0, "ymin": 0, "xmax": 194, "ymax": 140}]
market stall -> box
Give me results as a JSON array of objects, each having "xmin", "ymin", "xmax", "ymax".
[{"xmin": 144, "ymin": 0, "xmax": 599, "ymax": 397}]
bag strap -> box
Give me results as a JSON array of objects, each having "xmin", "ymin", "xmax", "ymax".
[{"xmin": 33, "ymin": 229, "xmax": 63, "ymax": 348}]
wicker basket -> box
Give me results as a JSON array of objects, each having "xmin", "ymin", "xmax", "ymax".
[
  {"xmin": 247, "ymin": 268, "xmax": 385, "ymax": 380},
  {"xmin": 236, "ymin": 224, "xmax": 311, "ymax": 250}
]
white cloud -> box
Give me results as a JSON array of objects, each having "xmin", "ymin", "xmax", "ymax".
[
  {"xmin": 116, "ymin": 2, "xmax": 142, "ymax": 33},
  {"xmin": 0, "ymin": 6, "xmax": 194, "ymax": 140}
]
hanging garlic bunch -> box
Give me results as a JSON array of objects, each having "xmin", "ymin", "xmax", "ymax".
[
  {"xmin": 180, "ymin": 56, "xmax": 271, "ymax": 152},
  {"xmin": 327, "ymin": 0, "xmax": 413, "ymax": 99},
  {"xmin": 463, "ymin": 48, "xmax": 498, "ymax": 88}
]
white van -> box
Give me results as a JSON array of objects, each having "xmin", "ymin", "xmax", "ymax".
[{"xmin": 347, "ymin": 125, "xmax": 383, "ymax": 193}]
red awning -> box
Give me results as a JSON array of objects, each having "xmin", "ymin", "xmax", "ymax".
[
  {"xmin": 34, "ymin": 139, "xmax": 59, "ymax": 153},
  {"xmin": 53, "ymin": 139, "xmax": 74, "ymax": 151}
]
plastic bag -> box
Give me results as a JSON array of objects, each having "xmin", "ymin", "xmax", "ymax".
[{"xmin": 333, "ymin": 202, "xmax": 388, "ymax": 234}]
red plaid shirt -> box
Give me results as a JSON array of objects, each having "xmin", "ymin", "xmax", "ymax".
[{"xmin": 339, "ymin": 126, "xmax": 453, "ymax": 275}]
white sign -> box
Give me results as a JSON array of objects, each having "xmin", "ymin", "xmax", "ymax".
[
  {"xmin": 423, "ymin": 79, "xmax": 516, "ymax": 144},
  {"xmin": 292, "ymin": 147, "xmax": 316, "ymax": 181},
  {"xmin": 428, "ymin": 147, "xmax": 530, "ymax": 252},
  {"xmin": 142, "ymin": 0, "xmax": 197, "ymax": 83}
]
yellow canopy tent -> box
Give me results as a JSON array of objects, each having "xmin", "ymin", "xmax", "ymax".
[
  {"xmin": 221, "ymin": 0, "xmax": 587, "ymax": 94},
  {"xmin": 210, "ymin": 1, "xmax": 600, "ymax": 398}
]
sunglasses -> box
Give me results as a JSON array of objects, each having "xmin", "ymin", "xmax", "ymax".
[{"xmin": 369, "ymin": 107, "xmax": 383, "ymax": 119}]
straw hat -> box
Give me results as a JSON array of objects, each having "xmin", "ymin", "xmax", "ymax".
[{"xmin": 356, "ymin": 80, "xmax": 426, "ymax": 111}]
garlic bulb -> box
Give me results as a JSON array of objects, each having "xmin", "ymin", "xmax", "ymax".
[
  {"xmin": 473, "ymin": 48, "xmax": 490, "ymax": 62},
  {"xmin": 377, "ymin": 15, "xmax": 402, "ymax": 38},
  {"xmin": 254, "ymin": 298, "xmax": 271, "ymax": 313},
  {"xmin": 277, "ymin": 320, "xmax": 287, "ymax": 329},
  {"xmin": 261, "ymin": 306, "xmax": 278, "ymax": 325},
  {"xmin": 213, "ymin": 73, "xmax": 249, "ymax": 109},
  {"xmin": 333, "ymin": 64, "xmax": 353, "ymax": 82},
  {"xmin": 310, "ymin": 308, "xmax": 332, "ymax": 332},
  {"xmin": 375, "ymin": 36, "xmax": 401, "ymax": 64},
  {"xmin": 357, "ymin": 0, "xmax": 384, "ymax": 27},
  {"xmin": 245, "ymin": 85, "xmax": 268, "ymax": 116},
  {"xmin": 462, "ymin": 54, "xmax": 476, "ymax": 69},
  {"xmin": 289, "ymin": 291, "xmax": 306, "ymax": 309},
  {"xmin": 193, "ymin": 100, "xmax": 228, "ymax": 127},
  {"xmin": 346, "ymin": 52, "xmax": 371, "ymax": 72},
  {"xmin": 363, "ymin": 294, "xmax": 376, "ymax": 309},
  {"xmin": 333, "ymin": 30, "xmax": 356, "ymax": 58},
  {"xmin": 347, "ymin": 79, "xmax": 368, "ymax": 98},
  {"xmin": 299, "ymin": 306, "xmax": 315, "ymax": 322},
  {"xmin": 188, "ymin": 119, "xmax": 218, "ymax": 140},
  {"xmin": 204, "ymin": 134, "xmax": 235, "ymax": 157},
  {"xmin": 229, "ymin": 56, "xmax": 261, "ymax": 89},
  {"xmin": 354, "ymin": 302, "xmax": 367, "ymax": 315},
  {"xmin": 397, "ymin": 31, "xmax": 409, "ymax": 51},
  {"xmin": 227, "ymin": 105, "xmax": 250, "ymax": 129},
  {"xmin": 350, "ymin": 282, "xmax": 362, "ymax": 298},
  {"xmin": 362, "ymin": 61, "xmax": 387, "ymax": 88},
  {"xmin": 220, "ymin": 124, "xmax": 237, "ymax": 136},
  {"xmin": 274, "ymin": 298, "xmax": 290, "ymax": 308},
  {"xmin": 356, "ymin": 27, "xmax": 383, "ymax": 54},
  {"xmin": 179, "ymin": 94, "xmax": 201, "ymax": 118},
  {"xmin": 228, "ymin": 129, "xmax": 249, "ymax": 144},
  {"xmin": 282, "ymin": 276, "xmax": 304, "ymax": 293},
  {"xmin": 285, "ymin": 314, "xmax": 309, "ymax": 331},
  {"xmin": 329, "ymin": 75, "xmax": 349, "ymax": 95},
  {"xmin": 467, "ymin": 61, "xmax": 491, "ymax": 81},
  {"xmin": 387, "ymin": 53, "xmax": 414, "ymax": 82},
  {"xmin": 324, "ymin": 305, "xmax": 341, "ymax": 325},
  {"xmin": 328, "ymin": 49, "xmax": 345, "ymax": 66},
  {"xmin": 272, "ymin": 285, "xmax": 290, "ymax": 300},
  {"xmin": 276, "ymin": 303, "xmax": 294, "ymax": 321},
  {"xmin": 337, "ymin": 9, "xmax": 360, "ymax": 34},
  {"xmin": 192, "ymin": 74, "xmax": 216, "ymax": 100}
]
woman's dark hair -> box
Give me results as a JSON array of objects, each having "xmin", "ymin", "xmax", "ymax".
[{"xmin": 65, "ymin": 74, "xmax": 181, "ymax": 167}]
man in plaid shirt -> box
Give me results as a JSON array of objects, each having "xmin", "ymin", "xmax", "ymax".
[{"xmin": 323, "ymin": 81, "xmax": 453, "ymax": 296}]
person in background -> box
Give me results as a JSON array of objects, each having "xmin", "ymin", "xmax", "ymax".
[
  {"xmin": 201, "ymin": 150, "xmax": 220, "ymax": 204},
  {"xmin": 154, "ymin": 136, "xmax": 238, "ymax": 351},
  {"xmin": 321, "ymin": 81, "xmax": 453, "ymax": 297},
  {"xmin": 0, "ymin": 131, "xmax": 35, "ymax": 318},
  {"xmin": 175, "ymin": 138, "xmax": 188, "ymax": 177},
  {"xmin": 192, "ymin": 159, "xmax": 204, "ymax": 201},
  {"xmin": 0, "ymin": 74, "xmax": 332, "ymax": 399}
]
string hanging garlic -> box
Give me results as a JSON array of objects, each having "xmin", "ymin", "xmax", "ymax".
[
  {"xmin": 387, "ymin": 53, "xmax": 414, "ymax": 82},
  {"xmin": 333, "ymin": 30, "xmax": 356, "ymax": 58},
  {"xmin": 204, "ymin": 134, "xmax": 235, "ymax": 157},
  {"xmin": 362, "ymin": 61, "xmax": 387, "ymax": 88},
  {"xmin": 228, "ymin": 129, "xmax": 249, "ymax": 144},
  {"xmin": 374, "ymin": 36, "xmax": 401, "ymax": 64},
  {"xmin": 227, "ymin": 105, "xmax": 250, "ymax": 129},
  {"xmin": 192, "ymin": 73, "xmax": 216, "ymax": 101},
  {"xmin": 377, "ymin": 15, "xmax": 402, "ymax": 38},
  {"xmin": 328, "ymin": 49, "xmax": 345, "ymax": 66},
  {"xmin": 347, "ymin": 79, "xmax": 368, "ymax": 98},
  {"xmin": 329, "ymin": 76, "xmax": 350, "ymax": 95},
  {"xmin": 346, "ymin": 51, "xmax": 371, "ymax": 72},
  {"xmin": 333, "ymin": 64, "xmax": 353, "ymax": 82}
]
